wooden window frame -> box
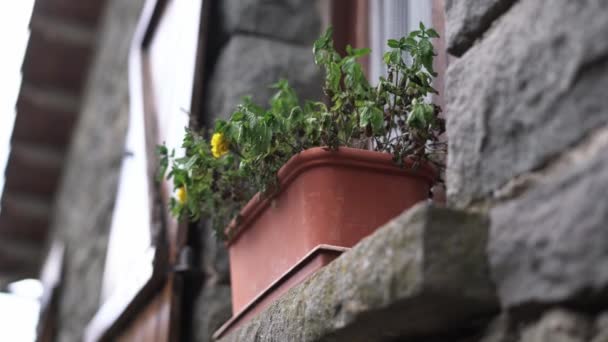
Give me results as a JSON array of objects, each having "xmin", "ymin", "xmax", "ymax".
[
  {"xmin": 84, "ymin": 1, "xmax": 168, "ymax": 340},
  {"xmin": 84, "ymin": 0, "xmax": 210, "ymax": 340}
]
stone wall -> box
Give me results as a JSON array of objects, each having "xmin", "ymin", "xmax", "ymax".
[
  {"xmin": 444, "ymin": 0, "xmax": 608, "ymax": 340},
  {"xmin": 213, "ymin": 0, "xmax": 608, "ymax": 341},
  {"xmin": 191, "ymin": 0, "xmax": 323, "ymax": 341},
  {"xmin": 47, "ymin": 0, "xmax": 145, "ymax": 340}
]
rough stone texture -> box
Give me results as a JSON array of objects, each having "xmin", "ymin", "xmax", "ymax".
[
  {"xmin": 220, "ymin": 0, "xmax": 321, "ymax": 45},
  {"xmin": 200, "ymin": 224, "xmax": 230, "ymax": 285},
  {"xmin": 519, "ymin": 310, "xmax": 590, "ymax": 342},
  {"xmin": 193, "ymin": 285, "xmax": 232, "ymax": 342},
  {"xmin": 191, "ymin": 225, "xmax": 231, "ymax": 341},
  {"xmin": 479, "ymin": 315, "xmax": 517, "ymax": 342},
  {"xmin": 47, "ymin": 0, "xmax": 146, "ymax": 340},
  {"xmin": 592, "ymin": 312, "xmax": 608, "ymax": 342},
  {"xmin": 489, "ymin": 129, "xmax": 608, "ymax": 309},
  {"xmin": 218, "ymin": 203, "xmax": 498, "ymax": 342},
  {"xmin": 446, "ymin": 0, "xmax": 608, "ymax": 208},
  {"xmin": 445, "ymin": 0, "xmax": 516, "ymax": 56},
  {"xmin": 206, "ymin": 35, "xmax": 323, "ymax": 120},
  {"xmin": 477, "ymin": 310, "xmax": 603, "ymax": 342}
]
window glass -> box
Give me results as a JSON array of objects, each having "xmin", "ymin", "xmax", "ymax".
[
  {"xmin": 101, "ymin": 0, "xmax": 202, "ymax": 304},
  {"xmin": 369, "ymin": 0, "xmax": 432, "ymax": 82}
]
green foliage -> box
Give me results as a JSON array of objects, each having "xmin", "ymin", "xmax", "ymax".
[{"xmin": 159, "ymin": 23, "xmax": 446, "ymax": 239}]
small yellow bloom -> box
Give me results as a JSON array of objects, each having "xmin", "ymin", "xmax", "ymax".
[
  {"xmin": 211, "ymin": 132, "xmax": 229, "ymax": 158},
  {"xmin": 176, "ymin": 186, "xmax": 187, "ymax": 204}
]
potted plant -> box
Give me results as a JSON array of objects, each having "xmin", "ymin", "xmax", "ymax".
[{"xmin": 159, "ymin": 23, "xmax": 445, "ymax": 334}]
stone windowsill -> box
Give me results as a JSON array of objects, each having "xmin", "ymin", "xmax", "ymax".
[{"xmin": 217, "ymin": 203, "xmax": 499, "ymax": 342}]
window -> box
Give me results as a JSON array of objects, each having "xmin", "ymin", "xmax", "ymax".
[
  {"xmin": 369, "ymin": 0, "xmax": 433, "ymax": 82},
  {"xmin": 87, "ymin": 0, "xmax": 205, "ymax": 339},
  {"xmin": 101, "ymin": 0, "xmax": 202, "ymax": 303}
]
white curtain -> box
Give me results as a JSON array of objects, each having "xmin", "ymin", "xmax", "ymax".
[{"xmin": 369, "ymin": 0, "xmax": 432, "ymax": 83}]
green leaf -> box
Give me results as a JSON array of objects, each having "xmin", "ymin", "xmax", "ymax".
[
  {"xmin": 156, "ymin": 144, "xmax": 168, "ymax": 156},
  {"xmin": 387, "ymin": 39, "xmax": 400, "ymax": 48},
  {"xmin": 184, "ymin": 155, "xmax": 198, "ymax": 170},
  {"xmin": 331, "ymin": 94, "xmax": 344, "ymax": 112},
  {"xmin": 313, "ymin": 27, "xmax": 333, "ymax": 55},
  {"xmin": 426, "ymin": 28, "xmax": 440, "ymax": 38},
  {"xmin": 369, "ymin": 107, "xmax": 384, "ymax": 134},
  {"xmin": 422, "ymin": 103, "xmax": 435, "ymax": 125},
  {"xmin": 408, "ymin": 101, "xmax": 435, "ymax": 129},
  {"xmin": 350, "ymin": 47, "xmax": 371, "ymax": 58},
  {"xmin": 421, "ymin": 55, "xmax": 436, "ymax": 76},
  {"xmin": 418, "ymin": 39, "xmax": 437, "ymax": 76},
  {"xmin": 383, "ymin": 50, "xmax": 401, "ymax": 66},
  {"xmin": 392, "ymin": 50, "xmax": 402, "ymax": 65},
  {"xmin": 419, "ymin": 21, "xmax": 426, "ymax": 31},
  {"xmin": 401, "ymin": 37, "xmax": 417, "ymax": 49},
  {"xmin": 328, "ymin": 62, "xmax": 341, "ymax": 92},
  {"xmin": 383, "ymin": 51, "xmax": 392, "ymax": 65},
  {"xmin": 419, "ymin": 38, "xmax": 434, "ymax": 56},
  {"xmin": 359, "ymin": 102, "xmax": 384, "ymax": 134},
  {"xmin": 231, "ymin": 111, "xmax": 244, "ymax": 121},
  {"xmin": 341, "ymin": 53, "xmax": 370, "ymax": 93},
  {"xmin": 173, "ymin": 170, "xmax": 187, "ymax": 187},
  {"xmin": 214, "ymin": 119, "xmax": 228, "ymax": 132}
]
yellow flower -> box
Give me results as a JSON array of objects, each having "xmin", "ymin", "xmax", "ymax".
[
  {"xmin": 176, "ymin": 186, "xmax": 187, "ymax": 204},
  {"xmin": 211, "ymin": 132, "xmax": 229, "ymax": 158}
]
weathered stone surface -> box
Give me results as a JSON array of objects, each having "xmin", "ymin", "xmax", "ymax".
[
  {"xmin": 489, "ymin": 130, "xmax": 608, "ymax": 309},
  {"xmin": 200, "ymin": 224, "xmax": 230, "ymax": 285},
  {"xmin": 220, "ymin": 0, "xmax": 321, "ymax": 45},
  {"xmin": 206, "ymin": 35, "xmax": 323, "ymax": 121},
  {"xmin": 591, "ymin": 312, "xmax": 608, "ymax": 342},
  {"xmin": 48, "ymin": 0, "xmax": 146, "ymax": 340},
  {"xmin": 218, "ymin": 203, "xmax": 498, "ymax": 342},
  {"xmin": 193, "ymin": 285, "xmax": 232, "ymax": 342},
  {"xmin": 479, "ymin": 315, "xmax": 516, "ymax": 342},
  {"xmin": 445, "ymin": 0, "xmax": 516, "ymax": 56},
  {"xmin": 519, "ymin": 310, "xmax": 590, "ymax": 342},
  {"xmin": 446, "ymin": 0, "xmax": 608, "ymax": 208}
]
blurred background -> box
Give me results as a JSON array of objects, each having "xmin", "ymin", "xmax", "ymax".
[{"xmin": 0, "ymin": 1, "xmax": 42, "ymax": 341}]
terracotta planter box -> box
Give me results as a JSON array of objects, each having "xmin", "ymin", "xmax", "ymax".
[{"xmin": 218, "ymin": 147, "xmax": 437, "ymax": 337}]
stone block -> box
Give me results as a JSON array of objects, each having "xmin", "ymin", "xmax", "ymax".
[
  {"xmin": 479, "ymin": 315, "xmax": 515, "ymax": 342},
  {"xmin": 489, "ymin": 133, "xmax": 608, "ymax": 309},
  {"xmin": 219, "ymin": 203, "xmax": 498, "ymax": 342},
  {"xmin": 446, "ymin": 0, "xmax": 608, "ymax": 207},
  {"xmin": 220, "ymin": 0, "xmax": 320, "ymax": 45},
  {"xmin": 445, "ymin": 0, "xmax": 516, "ymax": 56},
  {"xmin": 592, "ymin": 312, "xmax": 608, "ymax": 342},
  {"xmin": 206, "ymin": 35, "xmax": 323, "ymax": 121},
  {"xmin": 199, "ymin": 222, "xmax": 230, "ymax": 285},
  {"xmin": 193, "ymin": 285, "xmax": 232, "ymax": 342},
  {"xmin": 519, "ymin": 310, "xmax": 590, "ymax": 342}
]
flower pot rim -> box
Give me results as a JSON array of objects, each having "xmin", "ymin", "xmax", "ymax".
[{"xmin": 225, "ymin": 146, "xmax": 438, "ymax": 244}]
